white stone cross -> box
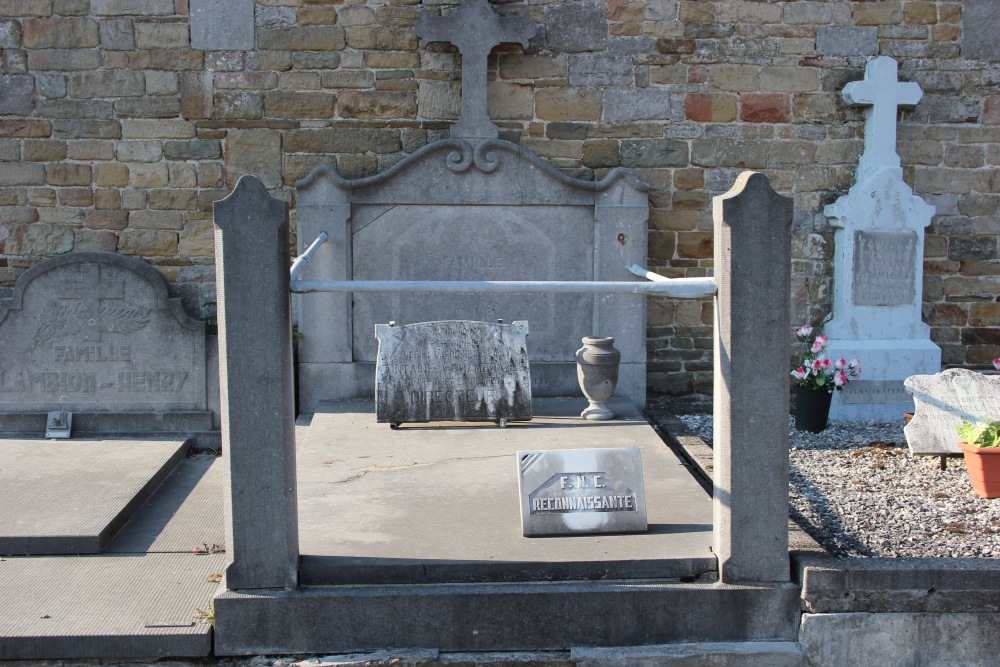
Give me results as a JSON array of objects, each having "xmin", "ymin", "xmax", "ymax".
[
  {"xmin": 843, "ymin": 56, "xmax": 923, "ymax": 181},
  {"xmin": 414, "ymin": 0, "xmax": 535, "ymax": 140}
]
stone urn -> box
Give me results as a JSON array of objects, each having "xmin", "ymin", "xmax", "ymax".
[{"xmin": 576, "ymin": 336, "xmax": 621, "ymax": 420}]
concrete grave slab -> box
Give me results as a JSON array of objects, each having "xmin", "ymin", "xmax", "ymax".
[
  {"xmin": 0, "ymin": 438, "xmax": 188, "ymax": 555},
  {"xmin": 0, "ymin": 552, "xmax": 223, "ymax": 660},
  {"xmin": 295, "ymin": 397, "xmax": 713, "ymax": 586},
  {"xmin": 0, "ymin": 252, "xmax": 207, "ymax": 421},
  {"xmin": 904, "ymin": 368, "xmax": 1000, "ymax": 455},
  {"xmin": 517, "ymin": 447, "xmax": 647, "ymax": 536},
  {"xmin": 375, "ymin": 320, "xmax": 531, "ymax": 426}
]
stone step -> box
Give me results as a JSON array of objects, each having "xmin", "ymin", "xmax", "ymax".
[{"xmin": 214, "ymin": 580, "xmax": 801, "ymax": 655}]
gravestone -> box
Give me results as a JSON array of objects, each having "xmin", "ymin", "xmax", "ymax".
[
  {"xmin": 517, "ymin": 447, "xmax": 647, "ymax": 536},
  {"xmin": 904, "ymin": 369, "xmax": 1000, "ymax": 455},
  {"xmin": 0, "ymin": 252, "xmax": 209, "ymax": 435},
  {"xmin": 824, "ymin": 56, "xmax": 941, "ymax": 421},
  {"xmin": 294, "ymin": 0, "xmax": 648, "ymax": 413},
  {"xmin": 375, "ymin": 320, "xmax": 531, "ymax": 426}
]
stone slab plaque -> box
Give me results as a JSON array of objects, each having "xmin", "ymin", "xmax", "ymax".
[
  {"xmin": 852, "ymin": 229, "xmax": 918, "ymax": 306},
  {"xmin": 838, "ymin": 380, "xmax": 908, "ymax": 404},
  {"xmin": 904, "ymin": 369, "xmax": 1000, "ymax": 455},
  {"xmin": 517, "ymin": 447, "xmax": 647, "ymax": 536},
  {"xmin": 0, "ymin": 252, "xmax": 206, "ymax": 414},
  {"xmin": 375, "ymin": 320, "xmax": 531, "ymax": 426}
]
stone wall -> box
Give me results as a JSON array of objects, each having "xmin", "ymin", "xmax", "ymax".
[{"xmin": 0, "ymin": 0, "xmax": 997, "ymax": 399}]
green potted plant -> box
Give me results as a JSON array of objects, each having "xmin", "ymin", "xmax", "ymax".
[
  {"xmin": 790, "ymin": 324, "xmax": 861, "ymax": 433},
  {"xmin": 955, "ymin": 417, "xmax": 1000, "ymax": 498}
]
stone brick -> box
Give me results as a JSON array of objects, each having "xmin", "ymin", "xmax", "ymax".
[
  {"xmin": 0, "ymin": 120, "xmax": 50, "ymax": 138},
  {"xmin": 769, "ymin": 141, "xmax": 817, "ymax": 166},
  {"xmin": 792, "ymin": 93, "xmax": 841, "ymax": 122},
  {"xmin": 0, "ymin": 163, "xmax": 45, "ymax": 186},
  {"xmin": 292, "ymin": 52, "xmax": 341, "ymax": 70},
  {"xmin": 73, "ymin": 229, "xmax": 118, "ymax": 253},
  {"xmin": 179, "ymin": 72, "xmax": 213, "ymax": 120},
  {"xmin": 949, "ymin": 236, "xmax": 997, "ymax": 261},
  {"xmin": 604, "ymin": 88, "xmax": 670, "ymax": 122},
  {"xmin": 58, "ymin": 188, "xmax": 93, "ymax": 207},
  {"xmin": 145, "ymin": 71, "xmax": 178, "ymax": 96},
  {"xmin": 853, "ymin": 2, "xmax": 903, "ymax": 25},
  {"xmin": 982, "ymin": 97, "xmax": 1000, "ymax": 126},
  {"xmin": 970, "ymin": 303, "xmax": 1000, "ymax": 327},
  {"xmin": 545, "ymin": 3, "xmax": 608, "ymax": 53},
  {"xmin": 710, "ymin": 64, "xmax": 758, "ymax": 92},
  {"xmin": 6, "ymin": 224, "xmax": 75, "ymax": 256},
  {"xmin": 148, "ymin": 190, "xmax": 197, "ymax": 212},
  {"xmin": 130, "ymin": 163, "xmax": 169, "ymax": 187},
  {"xmin": 582, "ymin": 139, "xmax": 619, "ymax": 168},
  {"xmin": 23, "ymin": 140, "xmax": 67, "ymax": 162},
  {"xmin": 84, "ymin": 210, "xmax": 128, "ymax": 231},
  {"xmin": 163, "ymin": 139, "xmax": 222, "ymax": 160},
  {"xmin": 68, "ymin": 70, "xmax": 144, "ymax": 98},
  {"xmin": 46, "ymin": 163, "xmax": 91, "ymax": 186},
  {"xmin": 22, "ymin": 17, "xmax": 98, "ymax": 48},
  {"xmin": 322, "ymin": 70, "xmax": 375, "ymax": 89},
  {"xmin": 259, "ymin": 27, "xmax": 347, "ymax": 51},
  {"xmin": 117, "ymin": 229, "xmax": 177, "ymax": 257},
  {"xmin": 546, "ymin": 122, "xmax": 587, "ymax": 140},
  {"xmin": 225, "ymin": 129, "xmax": 282, "ymax": 189},
  {"xmin": 568, "ymin": 54, "xmax": 633, "ymax": 87},
  {"xmin": 691, "ymin": 139, "xmax": 767, "ymax": 168},
  {"xmin": 95, "ymin": 163, "xmax": 129, "ymax": 188},
  {"xmin": 759, "ymin": 67, "xmax": 819, "ymax": 93},
  {"xmin": 93, "ymin": 189, "xmax": 121, "ymax": 210},
  {"xmin": 27, "ymin": 49, "xmax": 103, "ymax": 71},
  {"xmin": 915, "ymin": 168, "xmax": 973, "ymax": 195},
  {"xmin": 91, "ymin": 0, "xmax": 173, "ymax": 16},
  {"xmin": 485, "ymin": 82, "xmax": 533, "ymax": 121},
  {"xmin": 338, "ymin": 4, "xmax": 375, "ymax": 26},
  {"xmin": 115, "ymin": 97, "xmax": 179, "ymax": 118},
  {"xmin": 0, "ymin": 21, "xmax": 20, "ymax": 49},
  {"xmin": 676, "ymin": 231, "xmax": 713, "ymax": 259},
  {"xmin": 366, "ymin": 52, "xmax": 420, "ymax": 71},
  {"xmin": 0, "ymin": 76, "xmax": 34, "ymax": 115},
  {"xmin": 679, "ymin": 1, "xmax": 713, "ymax": 23},
  {"xmin": 499, "ymin": 54, "xmax": 567, "ymax": 80},
  {"xmin": 261, "ymin": 92, "xmax": 334, "ymax": 119},
  {"xmin": 783, "ymin": 2, "xmax": 832, "ymax": 25},
  {"xmin": 256, "ymin": 6, "xmax": 295, "ymax": 30},
  {"xmin": 904, "ymin": 1, "xmax": 937, "ymax": 25},
  {"xmin": 345, "ymin": 26, "xmax": 416, "ymax": 51},
  {"xmin": 816, "ymin": 26, "xmax": 878, "ymax": 56},
  {"xmin": 621, "ymin": 139, "xmax": 688, "ymax": 168},
  {"xmin": 284, "ymin": 128, "xmax": 401, "ymax": 154},
  {"xmin": 178, "ymin": 215, "xmax": 215, "ymax": 258},
  {"xmin": 339, "ymin": 91, "xmax": 416, "ymax": 119},
  {"xmin": 536, "ymin": 87, "xmax": 602, "ymax": 122},
  {"xmin": 99, "ymin": 18, "xmax": 134, "ymax": 49},
  {"xmin": 126, "ymin": 50, "xmax": 203, "ymax": 71},
  {"xmin": 298, "ymin": 7, "xmax": 337, "ymax": 26},
  {"xmin": 0, "ymin": 2, "xmax": 50, "ymax": 18},
  {"xmin": 117, "ymin": 140, "xmax": 162, "ymax": 163},
  {"xmin": 136, "ymin": 22, "xmax": 188, "ymax": 49},
  {"xmin": 214, "ymin": 91, "xmax": 263, "ymax": 120},
  {"xmin": 684, "ymin": 93, "xmax": 736, "ymax": 122},
  {"xmin": 740, "ymin": 93, "xmax": 790, "ymax": 123}
]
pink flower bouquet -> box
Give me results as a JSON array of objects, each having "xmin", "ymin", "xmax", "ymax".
[{"xmin": 790, "ymin": 325, "xmax": 861, "ymax": 393}]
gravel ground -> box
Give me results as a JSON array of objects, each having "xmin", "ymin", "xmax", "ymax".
[{"xmin": 674, "ymin": 413, "xmax": 1000, "ymax": 559}]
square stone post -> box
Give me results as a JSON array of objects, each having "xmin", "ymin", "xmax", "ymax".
[
  {"xmin": 712, "ymin": 171, "xmax": 792, "ymax": 584},
  {"xmin": 214, "ymin": 175, "xmax": 298, "ymax": 589}
]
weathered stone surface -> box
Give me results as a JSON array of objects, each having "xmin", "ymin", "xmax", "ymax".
[
  {"xmin": 339, "ymin": 91, "xmax": 416, "ymax": 119},
  {"xmin": 225, "ymin": 129, "xmax": 282, "ymax": 189},
  {"xmin": 0, "ymin": 252, "xmax": 206, "ymax": 414},
  {"xmin": 374, "ymin": 320, "xmax": 531, "ymax": 425},
  {"xmin": 283, "ymin": 128, "xmax": 401, "ymax": 155},
  {"xmin": 816, "ymin": 26, "xmax": 878, "ymax": 56},
  {"xmin": 91, "ymin": 0, "xmax": 174, "ymax": 16},
  {"xmin": 904, "ymin": 368, "xmax": 1000, "ymax": 455},
  {"xmin": 517, "ymin": 447, "xmax": 647, "ymax": 536},
  {"xmin": 545, "ymin": 3, "xmax": 608, "ymax": 53},
  {"xmin": 536, "ymin": 87, "xmax": 602, "ymax": 121},
  {"xmin": 259, "ymin": 27, "xmax": 346, "ymax": 51},
  {"xmin": 98, "ymin": 17, "xmax": 135, "ymax": 50},
  {"xmin": 22, "ymin": 17, "xmax": 99, "ymax": 49},
  {"xmin": 963, "ymin": 0, "xmax": 1000, "ymax": 61},
  {"xmin": 568, "ymin": 54, "xmax": 633, "ymax": 87},
  {"xmin": 0, "ymin": 75, "xmax": 34, "ymax": 115},
  {"xmin": 68, "ymin": 70, "xmax": 144, "ymax": 98},
  {"xmin": 620, "ymin": 139, "xmax": 687, "ymax": 168},
  {"xmin": 263, "ymin": 92, "xmax": 335, "ymax": 119},
  {"xmin": 604, "ymin": 88, "xmax": 671, "ymax": 122}
]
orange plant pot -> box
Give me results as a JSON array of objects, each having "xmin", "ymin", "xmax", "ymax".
[{"xmin": 957, "ymin": 441, "xmax": 1000, "ymax": 499}]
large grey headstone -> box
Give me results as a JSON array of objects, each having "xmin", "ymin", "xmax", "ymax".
[
  {"xmin": 517, "ymin": 447, "xmax": 647, "ymax": 536},
  {"xmin": 375, "ymin": 320, "xmax": 531, "ymax": 425},
  {"xmin": 0, "ymin": 252, "xmax": 206, "ymax": 414},
  {"xmin": 963, "ymin": 0, "xmax": 1000, "ymax": 61},
  {"xmin": 904, "ymin": 369, "xmax": 1000, "ymax": 456}
]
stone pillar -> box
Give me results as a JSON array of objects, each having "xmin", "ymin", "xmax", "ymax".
[
  {"xmin": 712, "ymin": 171, "xmax": 792, "ymax": 584},
  {"xmin": 214, "ymin": 175, "xmax": 298, "ymax": 589}
]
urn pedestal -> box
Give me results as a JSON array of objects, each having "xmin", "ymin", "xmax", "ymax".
[{"xmin": 576, "ymin": 337, "xmax": 621, "ymax": 420}]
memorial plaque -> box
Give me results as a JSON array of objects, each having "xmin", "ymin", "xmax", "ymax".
[
  {"xmin": 375, "ymin": 320, "xmax": 531, "ymax": 426},
  {"xmin": 0, "ymin": 252, "xmax": 206, "ymax": 414},
  {"xmin": 517, "ymin": 447, "xmax": 647, "ymax": 536},
  {"xmin": 904, "ymin": 369, "xmax": 1000, "ymax": 455},
  {"xmin": 852, "ymin": 229, "xmax": 918, "ymax": 306},
  {"xmin": 838, "ymin": 379, "xmax": 908, "ymax": 404}
]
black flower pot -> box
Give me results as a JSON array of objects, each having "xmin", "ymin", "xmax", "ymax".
[{"xmin": 795, "ymin": 387, "xmax": 833, "ymax": 433}]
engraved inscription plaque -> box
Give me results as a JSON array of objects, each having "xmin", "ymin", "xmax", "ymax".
[
  {"xmin": 0, "ymin": 252, "xmax": 206, "ymax": 413},
  {"xmin": 518, "ymin": 447, "xmax": 647, "ymax": 536},
  {"xmin": 375, "ymin": 320, "xmax": 532, "ymax": 426},
  {"xmin": 904, "ymin": 369, "xmax": 1000, "ymax": 455},
  {"xmin": 838, "ymin": 379, "xmax": 908, "ymax": 404},
  {"xmin": 852, "ymin": 229, "xmax": 918, "ymax": 306}
]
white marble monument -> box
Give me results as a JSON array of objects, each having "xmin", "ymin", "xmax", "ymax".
[{"xmin": 825, "ymin": 56, "xmax": 941, "ymax": 421}]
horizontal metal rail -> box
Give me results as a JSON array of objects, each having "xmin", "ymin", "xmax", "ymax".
[
  {"xmin": 289, "ymin": 231, "xmax": 328, "ymax": 280},
  {"xmin": 290, "ymin": 277, "xmax": 717, "ymax": 298}
]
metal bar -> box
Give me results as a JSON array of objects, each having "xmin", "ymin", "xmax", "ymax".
[
  {"xmin": 290, "ymin": 277, "xmax": 717, "ymax": 298},
  {"xmin": 628, "ymin": 263, "xmax": 677, "ymax": 283},
  {"xmin": 289, "ymin": 231, "xmax": 329, "ymax": 280}
]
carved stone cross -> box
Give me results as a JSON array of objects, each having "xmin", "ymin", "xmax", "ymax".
[
  {"xmin": 414, "ymin": 0, "xmax": 535, "ymax": 140},
  {"xmin": 842, "ymin": 56, "xmax": 923, "ymax": 181},
  {"xmin": 58, "ymin": 263, "xmax": 124, "ymax": 342}
]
